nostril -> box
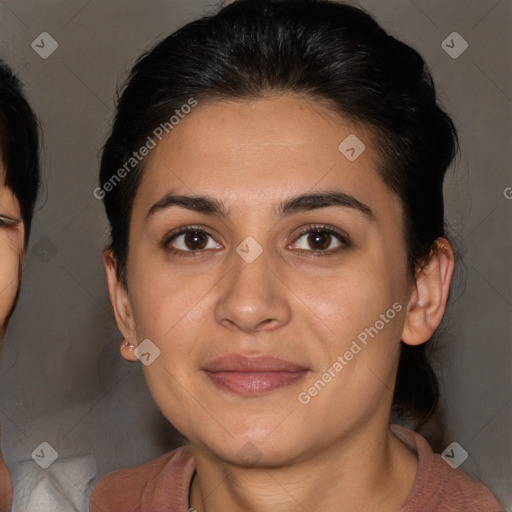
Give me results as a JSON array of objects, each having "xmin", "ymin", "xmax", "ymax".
[{"xmin": 256, "ymin": 318, "xmax": 276, "ymax": 330}]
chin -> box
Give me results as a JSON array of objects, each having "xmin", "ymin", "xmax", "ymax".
[{"xmin": 197, "ymin": 425, "xmax": 305, "ymax": 467}]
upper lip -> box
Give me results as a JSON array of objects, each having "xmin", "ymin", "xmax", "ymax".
[{"xmin": 202, "ymin": 354, "xmax": 309, "ymax": 372}]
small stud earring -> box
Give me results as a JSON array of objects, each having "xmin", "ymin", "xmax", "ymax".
[{"xmin": 123, "ymin": 340, "xmax": 135, "ymax": 350}]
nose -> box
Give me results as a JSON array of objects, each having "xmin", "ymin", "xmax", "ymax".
[{"xmin": 214, "ymin": 246, "xmax": 292, "ymax": 334}]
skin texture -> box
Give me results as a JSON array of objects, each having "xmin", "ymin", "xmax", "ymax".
[
  {"xmin": 0, "ymin": 166, "xmax": 23, "ymax": 511},
  {"xmin": 0, "ymin": 170, "xmax": 24, "ymax": 340},
  {"xmin": 105, "ymin": 94, "xmax": 454, "ymax": 512}
]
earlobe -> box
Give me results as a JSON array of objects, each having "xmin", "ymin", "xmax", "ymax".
[
  {"xmin": 401, "ymin": 238, "xmax": 455, "ymax": 346},
  {"xmin": 119, "ymin": 339, "xmax": 138, "ymax": 363},
  {"xmin": 103, "ymin": 249, "xmax": 138, "ymax": 362}
]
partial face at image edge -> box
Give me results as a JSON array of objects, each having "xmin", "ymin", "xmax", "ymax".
[{"xmin": 0, "ymin": 165, "xmax": 25, "ymax": 340}]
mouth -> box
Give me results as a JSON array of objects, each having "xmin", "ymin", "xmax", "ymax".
[{"xmin": 202, "ymin": 354, "xmax": 309, "ymax": 396}]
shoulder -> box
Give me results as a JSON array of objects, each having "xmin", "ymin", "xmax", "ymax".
[
  {"xmin": 89, "ymin": 446, "xmax": 194, "ymax": 512},
  {"xmin": 0, "ymin": 447, "xmax": 12, "ymax": 512},
  {"xmin": 391, "ymin": 424, "xmax": 504, "ymax": 512}
]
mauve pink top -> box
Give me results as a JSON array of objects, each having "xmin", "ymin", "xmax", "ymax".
[{"xmin": 90, "ymin": 424, "xmax": 504, "ymax": 512}]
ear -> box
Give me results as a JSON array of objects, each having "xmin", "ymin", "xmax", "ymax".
[
  {"xmin": 401, "ymin": 238, "xmax": 455, "ymax": 346},
  {"xmin": 103, "ymin": 249, "xmax": 138, "ymax": 362}
]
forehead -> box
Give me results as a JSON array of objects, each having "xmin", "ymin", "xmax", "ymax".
[{"xmin": 137, "ymin": 94, "xmax": 385, "ymax": 204}]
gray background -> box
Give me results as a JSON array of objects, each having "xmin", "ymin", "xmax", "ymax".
[{"xmin": 0, "ymin": 0, "xmax": 510, "ymax": 510}]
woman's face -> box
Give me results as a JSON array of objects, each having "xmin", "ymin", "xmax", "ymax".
[
  {"xmin": 0, "ymin": 166, "xmax": 24, "ymax": 340},
  {"xmin": 112, "ymin": 94, "xmax": 418, "ymax": 466}
]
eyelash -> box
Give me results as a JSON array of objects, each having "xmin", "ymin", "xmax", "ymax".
[{"xmin": 162, "ymin": 224, "xmax": 350, "ymax": 258}]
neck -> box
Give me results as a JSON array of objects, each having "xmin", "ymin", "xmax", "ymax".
[{"xmin": 189, "ymin": 418, "xmax": 418, "ymax": 512}]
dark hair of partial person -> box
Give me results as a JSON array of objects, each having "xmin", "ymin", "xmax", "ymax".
[
  {"xmin": 98, "ymin": 0, "xmax": 459, "ymax": 434},
  {"xmin": 0, "ymin": 58, "xmax": 40, "ymax": 243}
]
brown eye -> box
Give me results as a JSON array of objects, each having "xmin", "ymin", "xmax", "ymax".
[
  {"xmin": 166, "ymin": 227, "xmax": 222, "ymax": 254},
  {"xmin": 289, "ymin": 226, "xmax": 349, "ymax": 255},
  {"xmin": 183, "ymin": 231, "xmax": 208, "ymax": 250},
  {"xmin": 307, "ymin": 230, "xmax": 332, "ymax": 250}
]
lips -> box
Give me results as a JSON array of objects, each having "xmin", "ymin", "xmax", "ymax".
[{"xmin": 202, "ymin": 354, "xmax": 309, "ymax": 395}]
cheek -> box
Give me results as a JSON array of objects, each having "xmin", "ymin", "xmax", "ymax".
[
  {"xmin": 0, "ymin": 240, "xmax": 21, "ymax": 328},
  {"xmin": 291, "ymin": 250, "xmax": 404, "ymax": 338},
  {"xmin": 290, "ymin": 255, "xmax": 407, "ymax": 416},
  {"xmin": 129, "ymin": 262, "xmax": 217, "ymax": 342},
  {"xmin": 128, "ymin": 269, "xmax": 211, "ymax": 435}
]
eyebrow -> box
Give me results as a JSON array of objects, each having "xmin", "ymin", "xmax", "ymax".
[{"xmin": 146, "ymin": 190, "xmax": 374, "ymax": 222}]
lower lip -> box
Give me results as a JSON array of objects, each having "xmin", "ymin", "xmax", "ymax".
[{"xmin": 203, "ymin": 370, "xmax": 308, "ymax": 395}]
